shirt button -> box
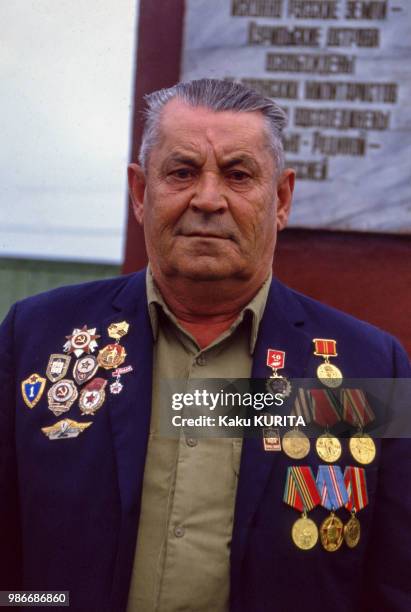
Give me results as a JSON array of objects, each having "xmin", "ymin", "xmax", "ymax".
[
  {"xmin": 186, "ymin": 437, "xmax": 198, "ymax": 447},
  {"xmin": 174, "ymin": 526, "xmax": 185, "ymax": 538},
  {"xmin": 195, "ymin": 354, "xmax": 206, "ymax": 366}
]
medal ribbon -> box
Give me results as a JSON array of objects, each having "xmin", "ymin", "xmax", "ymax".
[
  {"xmin": 291, "ymin": 388, "xmax": 313, "ymax": 424},
  {"xmin": 341, "ymin": 389, "xmax": 374, "ymax": 428},
  {"xmin": 283, "ymin": 466, "xmax": 321, "ymax": 512},
  {"xmin": 344, "ymin": 467, "xmax": 369, "ymax": 512},
  {"xmin": 316, "ymin": 466, "xmax": 349, "ymax": 511},
  {"xmin": 310, "ymin": 389, "xmax": 341, "ymax": 427},
  {"xmin": 313, "ymin": 339, "xmax": 337, "ymax": 357}
]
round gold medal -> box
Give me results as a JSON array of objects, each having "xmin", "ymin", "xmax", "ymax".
[
  {"xmin": 282, "ymin": 429, "xmax": 311, "ymax": 460},
  {"xmin": 344, "ymin": 514, "xmax": 361, "ymax": 548},
  {"xmin": 317, "ymin": 363, "xmax": 343, "ymax": 388},
  {"xmin": 320, "ymin": 512, "xmax": 344, "ymax": 552},
  {"xmin": 315, "ymin": 432, "xmax": 342, "ymax": 463},
  {"xmin": 97, "ymin": 344, "xmax": 126, "ymax": 370},
  {"xmin": 292, "ymin": 516, "xmax": 318, "ymax": 550},
  {"xmin": 349, "ymin": 432, "xmax": 376, "ymax": 465}
]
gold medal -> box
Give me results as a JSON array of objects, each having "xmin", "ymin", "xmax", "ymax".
[
  {"xmin": 282, "ymin": 429, "xmax": 310, "ymax": 460},
  {"xmin": 313, "ymin": 339, "xmax": 343, "ymax": 388},
  {"xmin": 108, "ymin": 321, "xmax": 130, "ymax": 341},
  {"xmin": 320, "ymin": 512, "xmax": 344, "ymax": 552},
  {"xmin": 316, "ymin": 363, "xmax": 343, "ymax": 388},
  {"xmin": 349, "ymin": 432, "xmax": 376, "ymax": 465},
  {"xmin": 292, "ymin": 514, "xmax": 318, "ymax": 550},
  {"xmin": 344, "ymin": 512, "xmax": 361, "ymax": 548},
  {"xmin": 315, "ymin": 432, "xmax": 342, "ymax": 463}
]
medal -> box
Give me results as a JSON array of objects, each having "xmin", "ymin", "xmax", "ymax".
[
  {"xmin": 263, "ymin": 427, "xmax": 281, "ymax": 451},
  {"xmin": 47, "ymin": 379, "xmax": 78, "ymax": 417},
  {"xmin": 79, "ymin": 378, "xmax": 107, "ymax": 415},
  {"xmin": 41, "ymin": 418, "xmax": 92, "ymax": 440},
  {"xmin": 343, "ymin": 466, "xmax": 369, "ymax": 548},
  {"xmin": 64, "ymin": 326, "xmax": 100, "ymax": 357},
  {"xmin": 283, "ymin": 466, "xmax": 321, "ymax": 550},
  {"xmin": 98, "ymin": 321, "xmax": 129, "ymax": 370},
  {"xmin": 316, "ymin": 433, "xmax": 342, "ymax": 463},
  {"xmin": 316, "ymin": 465, "xmax": 349, "ymax": 551},
  {"xmin": 46, "ymin": 354, "xmax": 71, "ymax": 383},
  {"xmin": 282, "ymin": 429, "xmax": 310, "ymax": 459},
  {"xmin": 73, "ymin": 355, "xmax": 98, "ymax": 385},
  {"xmin": 310, "ymin": 389, "xmax": 342, "ymax": 462},
  {"xmin": 341, "ymin": 389, "xmax": 376, "ymax": 465},
  {"xmin": 349, "ymin": 432, "xmax": 376, "ymax": 465},
  {"xmin": 110, "ymin": 364, "xmax": 133, "ymax": 395},
  {"xmin": 21, "ymin": 373, "xmax": 47, "ymax": 409},
  {"xmin": 313, "ymin": 339, "xmax": 343, "ymax": 388},
  {"xmin": 266, "ymin": 349, "xmax": 292, "ymax": 397}
]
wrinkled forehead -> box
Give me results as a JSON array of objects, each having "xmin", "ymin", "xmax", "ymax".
[{"xmin": 155, "ymin": 98, "xmax": 273, "ymax": 158}]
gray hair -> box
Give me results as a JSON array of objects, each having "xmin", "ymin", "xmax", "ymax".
[{"xmin": 138, "ymin": 78, "xmax": 287, "ymax": 174}]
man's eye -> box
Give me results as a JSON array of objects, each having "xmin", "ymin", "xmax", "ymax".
[
  {"xmin": 227, "ymin": 170, "xmax": 250, "ymax": 182},
  {"xmin": 170, "ymin": 168, "xmax": 194, "ymax": 180}
]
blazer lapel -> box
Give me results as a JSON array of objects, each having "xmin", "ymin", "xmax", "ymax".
[
  {"xmin": 231, "ymin": 279, "xmax": 313, "ymax": 589},
  {"xmin": 98, "ymin": 271, "xmax": 154, "ymax": 611}
]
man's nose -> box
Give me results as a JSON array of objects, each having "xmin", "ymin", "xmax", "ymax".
[{"xmin": 189, "ymin": 173, "xmax": 228, "ymax": 214}]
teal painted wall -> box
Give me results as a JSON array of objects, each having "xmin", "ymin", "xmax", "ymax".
[{"xmin": 0, "ymin": 258, "xmax": 120, "ymax": 322}]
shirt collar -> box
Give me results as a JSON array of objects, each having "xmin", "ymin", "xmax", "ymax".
[{"xmin": 146, "ymin": 265, "xmax": 272, "ymax": 354}]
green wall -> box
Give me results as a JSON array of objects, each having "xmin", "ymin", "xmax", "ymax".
[{"xmin": 0, "ymin": 258, "xmax": 120, "ymax": 322}]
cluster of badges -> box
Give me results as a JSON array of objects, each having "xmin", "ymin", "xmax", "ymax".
[
  {"xmin": 284, "ymin": 465, "xmax": 368, "ymax": 552},
  {"xmin": 264, "ymin": 340, "xmax": 376, "ymax": 554},
  {"xmin": 20, "ymin": 321, "xmax": 132, "ymax": 440}
]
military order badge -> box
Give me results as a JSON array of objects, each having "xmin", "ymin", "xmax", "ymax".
[
  {"xmin": 79, "ymin": 378, "xmax": 107, "ymax": 415},
  {"xmin": 46, "ymin": 354, "xmax": 71, "ymax": 383},
  {"xmin": 42, "ymin": 418, "xmax": 92, "ymax": 440},
  {"xmin": 21, "ymin": 373, "xmax": 46, "ymax": 409},
  {"xmin": 48, "ymin": 379, "xmax": 78, "ymax": 417},
  {"xmin": 73, "ymin": 355, "xmax": 98, "ymax": 385},
  {"xmin": 63, "ymin": 326, "xmax": 100, "ymax": 357}
]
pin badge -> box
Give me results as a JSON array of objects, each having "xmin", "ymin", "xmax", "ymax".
[
  {"xmin": 110, "ymin": 364, "xmax": 133, "ymax": 394},
  {"xmin": 98, "ymin": 321, "xmax": 130, "ymax": 370},
  {"xmin": 263, "ymin": 427, "xmax": 281, "ymax": 451},
  {"xmin": 46, "ymin": 354, "xmax": 71, "ymax": 383},
  {"xmin": 73, "ymin": 354, "xmax": 98, "ymax": 385},
  {"xmin": 266, "ymin": 349, "xmax": 292, "ymax": 397},
  {"xmin": 41, "ymin": 418, "xmax": 92, "ymax": 440},
  {"xmin": 63, "ymin": 326, "xmax": 100, "ymax": 357},
  {"xmin": 79, "ymin": 378, "xmax": 107, "ymax": 415},
  {"xmin": 21, "ymin": 373, "xmax": 47, "ymax": 409},
  {"xmin": 47, "ymin": 379, "xmax": 78, "ymax": 417}
]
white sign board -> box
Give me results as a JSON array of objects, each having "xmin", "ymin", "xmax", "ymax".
[{"xmin": 182, "ymin": 0, "xmax": 411, "ymax": 233}]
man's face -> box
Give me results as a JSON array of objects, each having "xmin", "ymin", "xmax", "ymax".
[{"xmin": 129, "ymin": 99, "xmax": 294, "ymax": 283}]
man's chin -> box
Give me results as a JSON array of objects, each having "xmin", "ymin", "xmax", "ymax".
[{"xmin": 166, "ymin": 258, "xmax": 247, "ymax": 282}]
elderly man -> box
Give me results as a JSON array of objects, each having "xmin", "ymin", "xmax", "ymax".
[{"xmin": 0, "ymin": 79, "xmax": 410, "ymax": 612}]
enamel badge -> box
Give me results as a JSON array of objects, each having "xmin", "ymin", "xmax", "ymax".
[
  {"xmin": 47, "ymin": 379, "xmax": 78, "ymax": 417},
  {"xmin": 21, "ymin": 373, "xmax": 46, "ymax": 409},
  {"xmin": 79, "ymin": 378, "xmax": 107, "ymax": 415},
  {"xmin": 97, "ymin": 344, "xmax": 126, "ymax": 370},
  {"xmin": 46, "ymin": 354, "xmax": 71, "ymax": 383},
  {"xmin": 266, "ymin": 348, "xmax": 292, "ymax": 397},
  {"xmin": 110, "ymin": 364, "xmax": 133, "ymax": 394},
  {"xmin": 63, "ymin": 326, "xmax": 100, "ymax": 357},
  {"xmin": 73, "ymin": 355, "xmax": 98, "ymax": 385},
  {"xmin": 41, "ymin": 418, "xmax": 92, "ymax": 440}
]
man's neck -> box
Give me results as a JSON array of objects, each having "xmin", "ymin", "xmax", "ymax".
[{"xmin": 151, "ymin": 271, "xmax": 270, "ymax": 349}]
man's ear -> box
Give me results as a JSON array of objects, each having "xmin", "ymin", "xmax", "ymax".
[
  {"xmin": 128, "ymin": 163, "xmax": 146, "ymax": 225},
  {"xmin": 276, "ymin": 168, "xmax": 295, "ymax": 231}
]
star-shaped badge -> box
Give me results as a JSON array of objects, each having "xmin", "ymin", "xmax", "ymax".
[{"xmin": 63, "ymin": 325, "xmax": 100, "ymax": 358}]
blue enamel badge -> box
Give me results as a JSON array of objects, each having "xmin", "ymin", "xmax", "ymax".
[{"xmin": 21, "ymin": 373, "xmax": 47, "ymax": 409}]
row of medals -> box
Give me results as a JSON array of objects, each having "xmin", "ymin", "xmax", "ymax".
[
  {"xmin": 266, "ymin": 349, "xmax": 375, "ymax": 553},
  {"xmin": 38, "ymin": 322, "xmax": 130, "ymax": 437}
]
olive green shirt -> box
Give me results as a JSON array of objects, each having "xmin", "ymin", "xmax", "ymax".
[{"xmin": 126, "ymin": 268, "xmax": 271, "ymax": 612}]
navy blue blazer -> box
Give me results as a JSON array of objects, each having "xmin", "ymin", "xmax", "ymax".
[{"xmin": 0, "ymin": 270, "xmax": 410, "ymax": 612}]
